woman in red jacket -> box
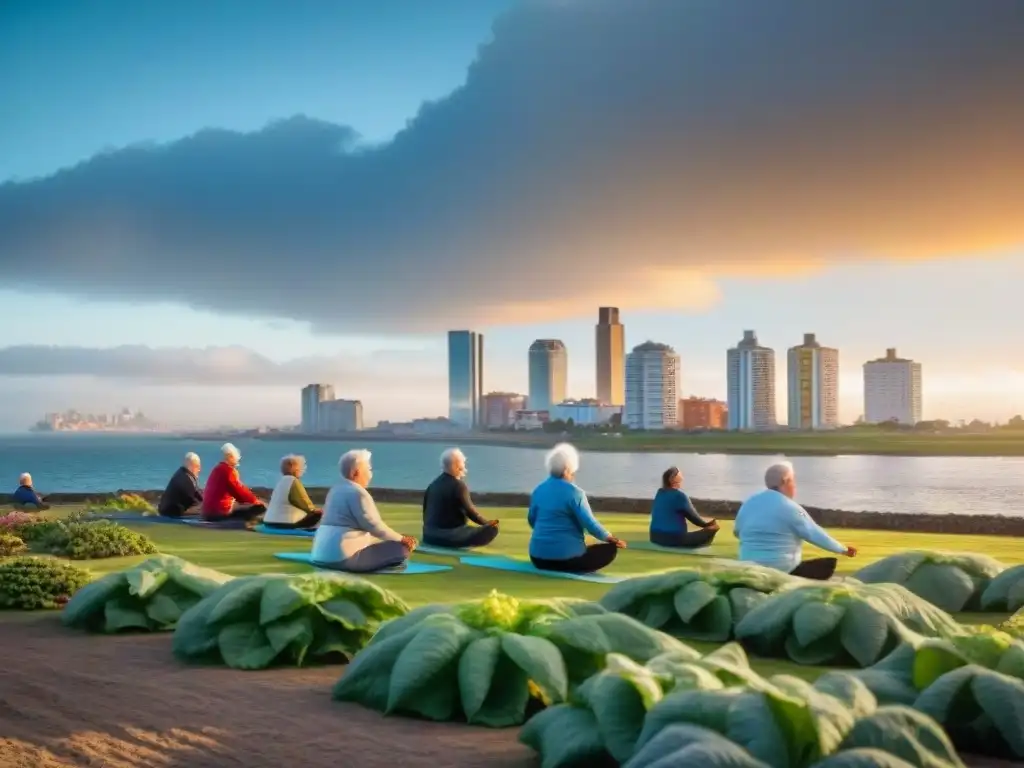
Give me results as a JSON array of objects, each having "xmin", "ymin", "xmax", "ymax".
[{"xmin": 201, "ymin": 443, "xmax": 267, "ymax": 525}]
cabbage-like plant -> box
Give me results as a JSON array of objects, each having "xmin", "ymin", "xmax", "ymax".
[
  {"xmin": 853, "ymin": 551, "xmax": 1004, "ymax": 613},
  {"xmin": 980, "ymin": 564, "xmax": 1024, "ymax": 612},
  {"xmin": 332, "ymin": 591, "xmax": 695, "ymax": 727},
  {"xmin": 599, "ymin": 565, "xmax": 793, "ymax": 642},
  {"xmin": 173, "ymin": 572, "xmax": 408, "ymax": 670},
  {"xmin": 62, "ymin": 555, "xmax": 232, "ymax": 632},
  {"xmin": 734, "ymin": 582, "xmax": 961, "ymax": 668}
]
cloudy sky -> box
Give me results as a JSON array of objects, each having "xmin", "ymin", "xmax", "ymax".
[{"xmin": 1, "ymin": 0, "xmax": 1022, "ymax": 431}]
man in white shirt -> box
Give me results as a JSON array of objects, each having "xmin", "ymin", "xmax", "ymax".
[
  {"xmin": 734, "ymin": 461, "xmax": 857, "ymax": 580},
  {"xmin": 311, "ymin": 449, "xmax": 418, "ymax": 572}
]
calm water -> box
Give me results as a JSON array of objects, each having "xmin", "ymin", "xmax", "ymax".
[{"xmin": 1, "ymin": 433, "xmax": 1022, "ymax": 517}]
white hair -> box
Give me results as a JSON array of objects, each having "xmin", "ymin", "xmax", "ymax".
[
  {"xmin": 339, "ymin": 449, "xmax": 372, "ymax": 480},
  {"xmin": 183, "ymin": 452, "xmax": 200, "ymax": 468},
  {"xmin": 18, "ymin": 472, "xmax": 32, "ymax": 486},
  {"xmin": 546, "ymin": 442, "xmax": 580, "ymax": 478},
  {"xmin": 281, "ymin": 454, "xmax": 306, "ymax": 475},
  {"xmin": 440, "ymin": 447, "xmax": 465, "ymax": 471},
  {"xmin": 765, "ymin": 461, "xmax": 795, "ymax": 490},
  {"xmin": 221, "ymin": 442, "xmax": 241, "ymax": 460}
]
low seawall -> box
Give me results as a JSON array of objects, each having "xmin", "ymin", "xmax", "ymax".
[{"xmin": 7, "ymin": 487, "xmax": 1024, "ymax": 537}]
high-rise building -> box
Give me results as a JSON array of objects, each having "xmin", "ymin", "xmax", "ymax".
[
  {"xmin": 300, "ymin": 384, "xmax": 335, "ymax": 432},
  {"xmin": 528, "ymin": 339, "xmax": 568, "ymax": 413},
  {"xmin": 625, "ymin": 341, "xmax": 680, "ymax": 429},
  {"xmin": 480, "ymin": 392, "xmax": 526, "ymax": 428},
  {"xmin": 679, "ymin": 397, "xmax": 728, "ymax": 429},
  {"xmin": 787, "ymin": 333, "xmax": 840, "ymax": 429},
  {"xmin": 552, "ymin": 399, "xmax": 623, "ymax": 426},
  {"xmin": 727, "ymin": 330, "xmax": 777, "ymax": 431},
  {"xmin": 596, "ymin": 307, "xmax": 625, "ymax": 405},
  {"xmin": 863, "ymin": 348, "xmax": 923, "ymax": 425},
  {"xmin": 318, "ymin": 399, "xmax": 364, "ymax": 432},
  {"xmin": 448, "ymin": 330, "xmax": 484, "ymax": 429}
]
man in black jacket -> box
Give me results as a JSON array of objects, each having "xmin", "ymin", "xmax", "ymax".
[
  {"xmin": 422, "ymin": 448, "xmax": 499, "ymax": 548},
  {"xmin": 158, "ymin": 452, "xmax": 204, "ymax": 517}
]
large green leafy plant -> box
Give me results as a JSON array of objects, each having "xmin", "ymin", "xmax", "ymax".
[
  {"xmin": 980, "ymin": 564, "xmax": 1024, "ymax": 612},
  {"xmin": 734, "ymin": 582, "xmax": 961, "ymax": 667},
  {"xmin": 0, "ymin": 556, "xmax": 92, "ymax": 609},
  {"xmin": 521, "ymin": 645, "xmax": 966, "ymax": 768},
  {"xmin": 333, "ymin": 590, "xmax": 691, "ymax": 727},
  {"xmin": 173, "ymin": 572, "xmax": 408, "ymax": 670},
  {"xmin": 853, "ymin": 551, "xmax": 1004, "ymax": 613},
  {"xmin": 599, "ymin": 565, "xmax": 793, "ymax": 642},
  {"xmin": 62, "ymin": 555, "xmax": 232, "ymax": 632}
]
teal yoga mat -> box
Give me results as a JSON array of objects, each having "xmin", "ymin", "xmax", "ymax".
[
  {"xmin": 415, "ymin": 543, "xmax": 480, "ymax": 557},
  {"xmin": 254, "ymin": 524, "xmax": 314, "ymax": 537},
  {"xmin": 273, "ymin": 551, "xmax": 452, "ymax": 575},
  {"xmin": 458, "ymin": 555, "xmax": 625, "ymax": 583},
  {"xmin": 626, "ymin": 541, "xmax": 718, "ymax": 555}
]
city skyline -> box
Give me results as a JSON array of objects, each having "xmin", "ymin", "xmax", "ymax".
[{"xmin": 0, "ymin": 2, "xmax": 1022, "ymax": 430}]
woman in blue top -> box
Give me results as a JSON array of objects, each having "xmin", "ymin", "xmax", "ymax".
[
  {"xmin": 527, "ymin": 443, "xmax": 626, "ymax": 573},
  {"xmin": 649, "ymin": 467, "xmax": 719, "ymax": 549}
]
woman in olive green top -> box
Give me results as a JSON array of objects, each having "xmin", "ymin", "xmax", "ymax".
[{"xmin": 264, "ymin": 455, "xmax": 322, "ymax": 530}]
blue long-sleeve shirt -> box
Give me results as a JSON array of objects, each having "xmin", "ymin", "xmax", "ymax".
[
  {"xmin": 13, "ymin": 485, "xmax": 44, "ymax": 506},
  {"xmin": 650, "ymin": 488, "xmax": 712, "ymax": 535},
  {"xmin": 733, "ymin": 489, "xmax": 847, "ymax": 573},
  {"xmin": 527, "ymin": 476, "xmax": 611, "ymax": 560}
]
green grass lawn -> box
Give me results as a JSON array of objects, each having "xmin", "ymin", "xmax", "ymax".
[{"xmin": 7, "ymin": 502, "xmax": 1016, "ymax": 682}]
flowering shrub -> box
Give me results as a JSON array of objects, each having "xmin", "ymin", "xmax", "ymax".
[
  {"xmin": 0, "ymin": 532, "xmax": 27, "ymax": 557},
  {"xmin": 42, "ymin": 520, "xmax": 158, "ymax": 560},
  {"xmin": 0, "ymin": 511, "xmax": 39, "ymax": 537},
  {"xmin": 84, "ymin": 493, "xmax": 156, "ymax": 515},
  {"xmin": 0, "ymin": 556, "xmax": 93, "ymax": 609}
]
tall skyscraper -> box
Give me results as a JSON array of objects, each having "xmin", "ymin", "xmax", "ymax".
[
  {"xmin": 787, "ymin": 333, "xmax": 840, "ymax": 429},
  {"xmin": 300, "ymin": 383, "xmax": 335, "ymax": 432},
  {"xmin": 318, "ymin": 399, "xmax": 364, "ymax": 432},
  {"xmin": 864, "ymin": 348, "xmax": 923, "ymax": 425},
  {"xmin": 448, "ymin": 330, "xmax": 484, "ymax": 429},
  {"xmin": 595, "ymin": 307, "xmax": 625, "ymax": 405},
  {"xmin": 625, "ymin": 341, "xmax": 680, "ymax": 429},
  {"xmin": 727, "ymin": 330, "xmax": 777, "ymax": 431},
  {"xmin": 528, "ymin": 339, "xmax": 568, "ymax": 413}
]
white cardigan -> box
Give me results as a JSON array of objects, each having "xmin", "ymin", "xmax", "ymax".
[{"xmin": 264, "ymin": 476, "xmax": 307, "ymax": 525}]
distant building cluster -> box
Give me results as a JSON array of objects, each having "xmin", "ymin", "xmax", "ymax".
[
  {"xmin": 32, "ymin": 408, "xmax": 153, "ymax": 432},
  {"xmin": 299, "ymin": 384, "xmax": 363, "ymax": 433}
]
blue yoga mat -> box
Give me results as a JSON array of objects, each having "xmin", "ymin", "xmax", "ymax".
[
  {"xmin": 254, "ymin": 524, "xmax": 314, "ymax": 537},
  {"xmin": 273, "ymin": 551, "xmax": 451, "ymax": 575},
  {"xmin": 415, "ymin": 543, "xmax": 477, "ymax": 557},
  {"xmin": 627, "ymin": 541, "xmax": 717, "ymax": 556},
  {"xmin": 458, "ymin": 555, "xmax": 625, "ymax": 584}
]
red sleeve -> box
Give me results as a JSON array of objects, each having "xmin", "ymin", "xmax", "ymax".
[{"xmin": 226, "ymin": 467, "xmax": 258, "ymax": 504}]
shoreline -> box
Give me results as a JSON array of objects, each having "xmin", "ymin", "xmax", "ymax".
[{"xmin": 9, "ymin": 487, "xmax": 1024, "ymax": 537}]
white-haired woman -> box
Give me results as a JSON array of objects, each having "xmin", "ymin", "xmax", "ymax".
[
  {"xmin": 421, "ymin": 447, "xmax": 500, "ymax": 549},
  {"xmin": 157, "ymin": 452, "xmax": 204, "ymax": 518},
  {"xmin": 527, "ymin": 443, "xmax": 625, "ymax": 574},
  {"xmin": 310, "ymin": 449, "xmax": 418, "ymax": 572},
  {"xmin": 201, "ymin": 443, "xmax": 267, "ymax": 526},
  {"xmin": 264, "ymin": 455, "xmax": 322, "ymax": 530},
  {"xmin": 13, "ymin": 472, "xmax": 49, "ymax": 510}
]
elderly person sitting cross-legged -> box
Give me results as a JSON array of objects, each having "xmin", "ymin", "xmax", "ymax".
[
  {"xmin": 310, "ymin": 449, "xmax": 418, "ymax": 572},
  {"xmin": 527, "ymin": 442, "xmax": 625, "ymax": 574},
  {"xmin": 202, "ymin": 443, "xmax": 267, "ymax": 526},
  {"xmin": 264, "ymin": 454, "xmax": 322, "ymax": 530},
  {"xmin": 734, "ymin": 461, "xmax": 857, "ymax": 580},
  {"xmin": 421, "ymin": 447, "xmax": 499, "ymax": 549},
  {"xmin": 13, "ymin": 473, "xmax": 50, "ymax": 510},
  {"xmin": 158, "ymin": 452, "xmax": 204, "ymax": 518}
]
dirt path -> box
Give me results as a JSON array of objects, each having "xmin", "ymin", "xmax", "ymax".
[{"xmin": 0, "ymin": 616, "xmax": 533, "ymax": 768}]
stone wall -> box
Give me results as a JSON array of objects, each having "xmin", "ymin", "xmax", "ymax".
[{"xmin": 6, "ymin": 487, "xmax": 1024, "ymax": 537}]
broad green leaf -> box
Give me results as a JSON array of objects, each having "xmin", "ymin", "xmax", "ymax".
[
  {"xmin": 207, "ymin": 576, "xmax": 269, "ymax": 626},
  {"xmin": 727, "ymin": 691, "xmax": 793, "ymax": 767},
  {"xmin": 735, "ymin": 590, "xmax": 806, "ymax": 655},
  {"xmin": 259, "ymin": 576, "xmax": 319, "ymax": 625},
  {"xmin": 636, "ymin": 689, "xmax": 742, "ymax": 752},
  {"xmin": 785, "ymin": 633, "xmax": 841, "ymax": 666},
  {"xmin": 763, "ymin": 686, "xmax": 832, "ymax": 766},
  {"xmin": 104, "ymin": 598, "xmax": 151, "ymax": 632},
  {"xmin": 626, "ymin": 723, "xmax": 772, "ymax": 768},
  {"xmin": 586, "ymin": 673, "xmax": 650, "ymax": 762},
  {"xmin": 682, "ymin": 595, "xmax": 734, "ymax": 643},
  {"xmin": 318, "ymin": 598, "xmax": 369, "ymax": 629},
  {"xmin": 163, "ymin": 557, "xmax": 233, "ymax": 595},
  {"xmin": 332, "ymin": 624, "xmax": 420, "ymax": 710},
  {"xmin": 145, "ymin": 592, "xmax": 186, "ymax": 627},
  {"xmin": 369, "ymin": 604, "xmax": 455, "ymax": 646},
  {"xmin": 61, "ymin": 572, "xmax": 126, "ymax": 629},
  {"xmin": 265, "ymin": 613, "xmax": 316, "ymax": 665},
  {"xmin": 603, "ymin": 653, "xmax": 664, "ymax": 709},
  {"xmin": 702, "ymin": 643, "xmax": 751, "ymax": 670},
  {"xmin": 519, "ymin": 704, "xmax": 609, "ymax": 768},
  {"xmin": 172, "ymin": 593, "xmax": 223, "ymax": 657},
  {"xmin": 840, "ymin": 599, "xmax": 892, "ymax": 668},
  {"xmin": 793, "ymin": 602, "xmax": 846, "ymax": 648},
  {"xmin": 729, "ymin": 587, "xmax": 769, "ymax": 625},
  {"xmin": 467, "ymin": 647, "xmax": 530, "ymax": 727},
  {"xmin": 217, "ymin": 622, "xmax": 279, "ymax": 669},
  {"xmin": 311, "ymin": 620, "xmax": 361, "ymax": 661},
  {"xmin": 811, "ymin": 749, "xmax": 920, "ymax": 768},
  {"xmin": 458, "ymin": 635, "xmax": 501, "ymax": 723},
  {"xmin": 674, "ymin": 580, "xmax": 719, "ymax": 623},
  {"xmin": 501, "ymin": 633, "xmax": 569, "ymax": 704},
  {"xmin": 1007, "ymin": 577, "xmax": 1024, "ymax": 612},
  {"xmin": 904, "ymin": 563, "xmax": 976, "ymax": 614},
  {"xmin": 659, "ymin": 662, "xmax": 726, "ymax": 693},
  {"xmin": 850, "ymin": 670, "xmax": 920, "ymax": 706},
  {"xmin": 638, "ymin": 595, "xmax": 676, "ymax": 629},
  {"xmin": 995, "ymin": 642, "xmax": 1024, "ymax": 679},
  {"xmin": 970, "ymin": 668, "xmax": 1024, "ymax": 756},
  {"xmin": 912, "ymin": 641, "xmax": 968, "ymax": 690},
  {"xmin": 839, "ymin": 705, "xmax": 965, "ymax": 768},
  {"xmin": 126, "ymin": 567, "xmax": 169, "ymax": 599},
  {"xmin": 813, "ymin": 673, "xmax": 877, "ymax": 718},
  {"xmin": 386, "ymin": 615, "xmax": 476, "ymax": 720}
]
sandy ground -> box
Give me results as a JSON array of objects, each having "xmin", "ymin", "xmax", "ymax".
[
  {"xmin": 0, "ymin": 616, "xmax": 1018, "ymax": 768},
  {"xmin": 0, "ymin": 616, "xmax": 533, "ymax": 768}
]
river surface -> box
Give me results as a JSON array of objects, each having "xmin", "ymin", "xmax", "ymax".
[{"xmin": 3, "ymin": 433, "xmax": 1023, "ymax": 517}]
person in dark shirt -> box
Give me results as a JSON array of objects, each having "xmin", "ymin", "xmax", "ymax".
[
  {"xmin": 649, "ymin": 466, "xmax": 719, "ymax": 549},
  {"xmin": 158, "ymin": 452, "xmax": 204, "ymax": 518},
  {"xmin": 422, "ymin": 448, "xmax": 499, "ymax": 548},
  {"xmin": 13, "ymin": 472, "xmax": 50, "ymax": 510}
]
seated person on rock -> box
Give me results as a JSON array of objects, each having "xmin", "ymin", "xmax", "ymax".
[
  {"xmin": 311, "ymin": 449, "xmax": 417, "ymax": 573},
  {"xmin": 734, "ymin": 461, "xmax": 856, "ymax": 580},
  {"xmin": 264, "ymin": 454, "xmax": 322, "ymax": 530},
  {"xmin": 158, "ymin": 452, "xmax": 204, "ymax": 518},
  {"xmin": 649, "ymin": 466, "xmax": 720, "ymax": 549},
  {"xmin": 421, "ymin": 447, "xmax": 499, "ymax": 549},
  {"xmin": 13, "ymin": 473, "xmax": 50, "ymax": 510},
  {"xmin": 527, "ymin": 442, "xmax": 625, "ymax": 574},
  {"xmin": 201, "ymin": 443, "xmax": 267, "ymax": 525}
]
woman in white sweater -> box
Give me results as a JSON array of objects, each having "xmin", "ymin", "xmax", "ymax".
[
  {"xmin": 263, "ymin": 455, "xmax": 322, "ymax": 530},
  {"xmin": 311, "ymin": 449, "xmax": 418, "ymax": 572}
]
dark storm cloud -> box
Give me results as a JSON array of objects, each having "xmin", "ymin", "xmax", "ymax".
[{"xmin": 1, "ymin": 0, "xmax": 1022, "ymax": 331}]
